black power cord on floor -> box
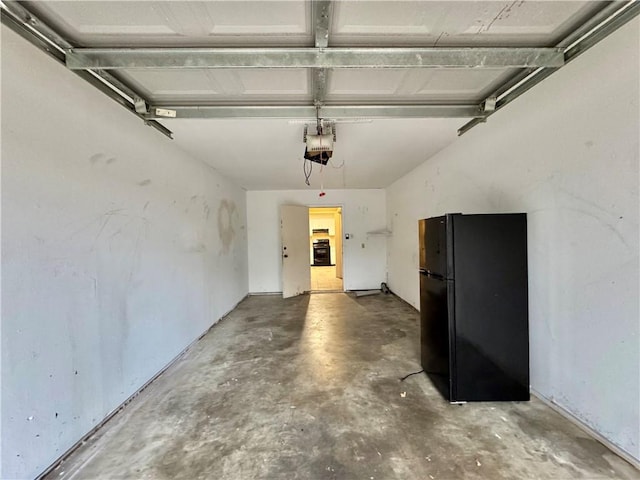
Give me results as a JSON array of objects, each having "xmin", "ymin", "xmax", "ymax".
[{"xmin": 399, "ymin": 369, "xmax": 424, "ymax": 382}]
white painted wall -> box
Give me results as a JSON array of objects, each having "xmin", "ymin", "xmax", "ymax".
[
  {"xmin": 247, "ymin": 190, "xmax": 386, "ymax": 292},
  {"xmin": 309, "ymin": 214, "xmax": 336, "ymax": 235},
  {"xmin": 386, "ymin": 20, "xmax": 639, "ymax": 461},
  {"xmin": 1, "ymin": 27, "xmax": 248, "ymax": 479}
]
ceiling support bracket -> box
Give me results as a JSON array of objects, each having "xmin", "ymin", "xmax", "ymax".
[
  {"xmin": 483, "ymin": 96, "xmax": 497, "ymax": 113},
  {"xmin": 134, "ymin": 96, "xmax": 149, "ymax": 114}
]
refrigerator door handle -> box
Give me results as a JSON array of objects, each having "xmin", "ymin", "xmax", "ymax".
[{"xmin": 425, "ymin": 271, "xmax": 445, "ymax": 280}]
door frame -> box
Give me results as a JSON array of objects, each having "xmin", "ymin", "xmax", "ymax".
[{"xmin": 308, "ymin": 204, "xmax": 345, "ymax": 291}]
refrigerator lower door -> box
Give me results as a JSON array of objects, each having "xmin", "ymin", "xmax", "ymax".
[{"xmin": 420, "ymin": 272, "xmax": 452, "ymax": 400}]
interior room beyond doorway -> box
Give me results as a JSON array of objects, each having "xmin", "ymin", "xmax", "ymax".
[{"xmin": 309, "ymin": 206, "xmax": 343, "ymax": 292}]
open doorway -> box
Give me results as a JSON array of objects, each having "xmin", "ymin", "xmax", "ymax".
[{"xmin": 309, "ymin": 207, "xmax": 343, "ymax": 292}]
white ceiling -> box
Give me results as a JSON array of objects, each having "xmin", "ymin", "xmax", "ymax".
[
  {"xmin": 20, "ymin": 1, "xmax": 608, "ymax": 189},
  {"xmin": 168, "ymin": 117, "xmax": 464, "ymax": 190}
]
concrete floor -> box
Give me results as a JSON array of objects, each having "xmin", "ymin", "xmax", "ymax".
[{"xmin": 47, "ymin": 294, "xmax": 638, "ymax": 480}]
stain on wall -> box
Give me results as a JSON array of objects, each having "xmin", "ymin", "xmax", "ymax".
[
  {"xmin": 89, "ymin": 153, "xmax": 105, "ymax": 165},
  {"xmin": 218, "ymin": 199, "xmax": 237, "ymax": 255},
  {"xmin": 89, "ymin": 153, "xmax": 118, "ymax": 167}
]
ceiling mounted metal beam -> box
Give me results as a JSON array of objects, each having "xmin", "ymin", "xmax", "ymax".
[
  {"xmin": 312, "ymin": 69, "xmax": 329, "ymax": 105},
  {"xmin": 66, "ymin": 47, "xmax": 565, "ymax": 70},
  {"xmin": 144, "ymin": 104, "xmax": 484, "ymax": 120},
  {"xmin": 5, "ymin": 0, "xmax": 636, "ymax": 136},
  {"xmin": 314, "ymin": 0, "xmax": 332, "ymax": 49},
  {"xmin": 312, "ymin": 0, "xmax": 333, "ymax": 106}
]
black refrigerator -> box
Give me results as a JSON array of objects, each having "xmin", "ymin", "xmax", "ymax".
[{"xmin": 419, "ymin": 213, "xmax": 529, "ymax": 402}]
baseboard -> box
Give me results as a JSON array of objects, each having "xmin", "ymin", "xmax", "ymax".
[
  {"xmin": 531, "ymin": 389, "xmax": 640, "ymax": 470},
  {"xmin": 35, "ymin": 294, "xmax": 248, "ymax": 480},
  {"xmin": 249, "ymin": 291, "xmax": 282, "ymax": 296},
  {"xmin": 390, "ymin": 291, "xmax": 419, "ymax": 313}
]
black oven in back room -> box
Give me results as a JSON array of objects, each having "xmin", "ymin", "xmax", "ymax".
[{"xmin": 312, "ymin": 230, "xmax": 331, "ymax": 266}]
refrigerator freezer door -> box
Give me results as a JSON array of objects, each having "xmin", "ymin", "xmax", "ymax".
[
  {"xmin": 419, "ymin": 216, "xmax": 448, "ymax": 276},
  {"xmin": 420, "ymin": 272, "xmax": 453, "ymax": 400}
]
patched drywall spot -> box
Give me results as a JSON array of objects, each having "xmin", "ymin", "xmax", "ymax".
[
  {"xmin": 89, "ymin": 153, "xmax": 105, "ymax": 165},
  {"xmin": 218, "ymin": 199, "xmax": 237, "ymax": 254},
  {"xmin": 137, "ymin": 179, "xmax": 151, "ymax": 187}
]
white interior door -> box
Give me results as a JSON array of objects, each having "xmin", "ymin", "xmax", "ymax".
[{"xmin": 281, "ymin": 205, "xmax": 311, "ymax": 298}]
